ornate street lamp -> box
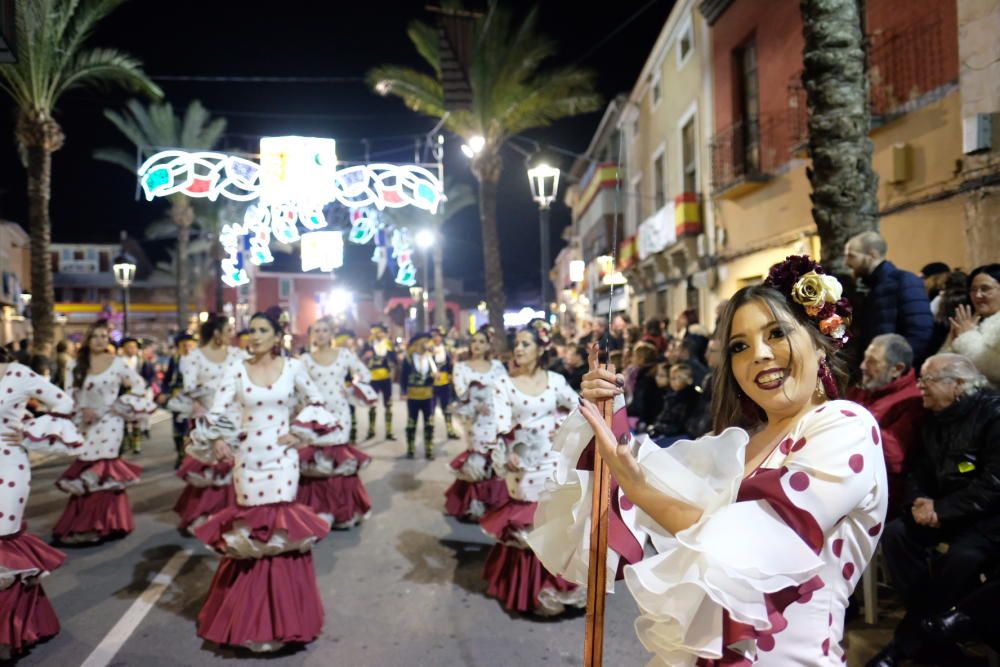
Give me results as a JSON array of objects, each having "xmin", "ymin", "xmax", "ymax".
[
  {"xmin": 527, "ymin": 157, "xmax": 561, "ymax": 318},
  {"xmin": 112, "ymin": 254, "xmax": 137, "ymax": 335}
]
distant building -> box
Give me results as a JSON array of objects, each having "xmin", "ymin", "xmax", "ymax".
[{"xmin": 0, "ymin": 221, "xmax": 30, "ymax": 346}]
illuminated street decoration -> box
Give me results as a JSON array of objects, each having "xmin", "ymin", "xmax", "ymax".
[
  {"xmin": 300, "ymin": 231, "xmax": 344, "ymax": 272},
  {"xmin": 136, "ymin": 137, "xmax": 443, "ymax": 288}
]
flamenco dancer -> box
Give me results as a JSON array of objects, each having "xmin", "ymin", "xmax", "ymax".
[
  {"xmin": 191, "ymin": 309, "xmax": 337, "ymax": 652},
  {"xmin": 53, "ymin": 320, "xmax": 156, "ymax": 544},
  {"xmin": 0, "ymin": 352, "xmax": 83, "ymax": 659},
  {"xmin": 443, "ymin": 325, "xmax": 509, "ymax": 521},
  {"xmin": 529, "ymin": 256, "xmax": 888, "ymax": 665},
  {"xmin": 430, "ymin": 326, "xmax": 459, "ymax": 440},
  {"xmin": 480, "ymin": 318, "xmax": 585, "ymax": 616},
  {"xmin": 170, "ymin": 315, "xmax": 244, "ymax": 533},
  {"xmin": 298, "ymin": 319, "xmax": 377, "ymax": 529},
  {"xmin": 401, "ymin": 332, "xmax": 438, "ymax": 459},
  {"xmin": 362, "ymin": 323, "xmax": 395, "ymax": 441}
]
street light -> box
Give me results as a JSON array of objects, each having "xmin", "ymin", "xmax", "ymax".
[
  {"xmin": 112, "ymin": 254, "xmax": 137, "ymax": 336},
  {"xmin": 460, "ymin": 135, "xmax": 485, "ymax": 159},
  {"xmin": 527, "ymin": 157, "xmax": 561, "ymax": 318},
  {"xmin": 415, "ymin": 229, "xmax": 435, "ymax": 331}
]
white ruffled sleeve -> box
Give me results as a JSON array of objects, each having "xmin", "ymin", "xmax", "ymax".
[
  {"xmin": 20, "ymin": 367, "xmax": 83, "ymax": 453},
  {"xmin": 345, "ymin": 350, "xmax": 377, "ymax": 407},
  {"xmin": 624, "ymin": 403, "xmax": 885, "ymax": 663},
  {"xmin": 451, "ymin": 363, "xmax": 478, "ymax": 419},
  {"xmin": 166, "ymin": 351, "xmax": 208, "ymax": 417},
  {"xmin": 549, "ymin": 371, "xmax": 580, "ymax": 412},
  {"xmin": 111, "ymin": 358, "xmax": 157, "ymax": 419},
  {"xmin": 188, "ymin": 365, "xmax": 241, "ymax": 460},
  {"xmin": 289, "ymin": 359, "xmax": 340, "ymax": 443}
]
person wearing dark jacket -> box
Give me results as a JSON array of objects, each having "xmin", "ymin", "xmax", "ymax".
[
  {"xmin": 845, "ymin": 231, "xmax": 934, "ymax": 366},
  {"xmin": 867, "ymin": 354, "xmax": 1000, "ymax": 667},
  {"xmin": 647, "ymin": 363, "xmax": 701, "ymax": 447}
]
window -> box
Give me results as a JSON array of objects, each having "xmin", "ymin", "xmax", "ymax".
[
  {"xmin": 651, "ymin": 73, "xmax": 662, "ymax": 108},
  {"xmin": 677, "ymin": 20, "xmax": 693, "ymax": 67},
  {"xmin": 630, "ymin": 116, "xmax": 640, "ymax": 144},
  {"xmin": 681, "ymin": 115, "xmax": 698, "ymax": 193},
  {"xmin": 653, "ymin": 153, "xmax": 666, "ymax": 210},
  {"xmin": 656, "ymin": 289, "xmax": 669, "ymax": 318},
  {"xmin": 73, "ymin": 250, "xmax": 84, "ymax": 261},
  {"xmin": 98, "ymin": 251, "xmax": 109, "ymax": 272},
  {"xmin": 735, "ymin": 40, "xmax": 761, "ymax": 172},
  {"xmin": 279, "ymin": 278, "xmax": 291, "ymax": 299}
]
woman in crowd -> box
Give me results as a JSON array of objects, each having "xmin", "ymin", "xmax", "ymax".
[
  {"xmin": 480, "ymin": 318, "xmax": 585, "ymax": 616},
  {"xmin": 529, "ymin": 256, "xmax": 887, "ymax": 664},
  {"xmin": 624, "ymin": 341, "xmax": 662, "ymax": 429},
  {"xmin": 942, "ymin": 263, "xmax": 1000, "ymax": 387},
  {"xmin": 52, "ymin": 320, "xmax": 155, "ymax": 544},
  {"xmin": 0, "ymin": 350, "xmax": 83, "ymax": 659},
  {"xmin": 191, "ymin": 309, "xmax": 337, "ymax": 652},
  {"xmin": 444, "ymin": 325, "xmax": 508, "ymax": 521},
  {"xmin": 170, "ymin": 314, "xmax": 245, "ymax": 533},
  {"xmin": 297, "ymin": 318, "xmax": 376, "ymax": 529}
]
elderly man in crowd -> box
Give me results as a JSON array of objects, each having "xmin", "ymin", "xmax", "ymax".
[
  {"xmin": 867, "ymin": 354, "xmax": 1000, "ymax": 667},
  {"xmin": 848, "ymin": 334, "xmax": 924, "ymax": 517},
  {"xmin": 845, "ymin": 231, "xmax": 934, "ymax": 367}
]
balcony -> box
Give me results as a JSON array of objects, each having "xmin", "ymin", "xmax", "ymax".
[
  {"xmin": 710, "ymin": 112, "xmax": 803, "ymax": 196},
  {"xmin": 868, "ymin": 13, "xmax": 954, "ymax": 120}
]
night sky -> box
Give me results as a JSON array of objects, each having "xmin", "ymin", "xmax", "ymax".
[{"xmin": 0, "ymin": 0, "xmax": 674, "ymax": 305}]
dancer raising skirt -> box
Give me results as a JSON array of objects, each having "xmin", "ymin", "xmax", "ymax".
[
  {"xmin": 297, "ymin": 319, "xmax": 377, "ymax": 529},
  {"xmin": 170, "ymin": 314, "xmax": 244, "ymax": 533},
  {"xmin": 0, "ymin": 356, "xmax": 83, "ymax": 659},
  {"xmin": 480, "ymin": 318, "xmax": 585, "ymax": 616},
  {"xmin": 53, "ymin": 320, "xmax": 155, "ymax": 544},
  {"xmin": 444, "ymin": 325, "xmax": 509, "ymax": 521},
  {"xmin": 192, "ymin": 309, "xmax": 336, "ymax": 652}
]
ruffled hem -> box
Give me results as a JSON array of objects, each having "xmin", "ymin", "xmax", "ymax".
[
  {"xmin": 480, "ymin": 499, "xmax": 537, "ymax": 546},
  {"xmin": 289, "ymin": 405, "xmax": 341, "ymax": 444},
  {"xmin": 444, "ymin": 478, "xmax": 509, "ymax": 521},
  {"xmin": 112, "ymin": 393, "xmax": 157, "ymax": 420},
  {"xmin": 176, "ymin": 456, "xmax": 233, "ymax": 487},
  {"xmin": 174, "ymin": 484, "xmax": 237, "ymax": 531},
  {"xmin": 0, "ymin": 580, "xmax": 60, "ymax": 656},
  {"xmin": 21, "ymin": 415, "xmax": 83, "ymax": 453},
  {"xmin": 55, "ymin": 458, "xmax": 142, "ymax": 495},
  {"xmin": 483, "ymin": 543, "xmax": 586, "ymax": 616},
  {"xmin": 348, "ymin": 382, "xmax": 379, "ymax": 408},
  {"xmin": 190, "ymin": 415, "xmax": 239, "ymax": 450},
  {"xmin": 449, "ymin": 450, "xmax": 498, "ymax": 482},
  {"xmin": 296, "ymin": 476, "xmax": 371, "ymax": 529},
  {"xmin": 298, "ymin": 444, "xmax": 371, "ymax": 477},
  {"xmin": 165, "ymin": 387, "xmax": 212, "ymax": 418},
  {"xmin": 198, "ymin": 551, "xmax": 323, "ymax": 650},
  {"xmin": 0, "ymin": 527, "xmax": 66, "ymax": 589},
  {"xmin": 52, "ymin": 490, "xmax": 135, "ymax": 542},
  {"xmin": 193, "ymin": 502, "xmax": 330, "ymax": 558}
]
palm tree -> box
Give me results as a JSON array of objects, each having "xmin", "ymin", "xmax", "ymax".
[
  {"xmin": 383, "ymin": 179, "xmax": 477, "ymax": 328},
  {"xmin": 369, "ymin": 1, "xmax": 601, "ymax": 351},
  {"xmin": 800, "ymin": 0, "xmax": 879, "ymax": 276},
  {"xmin": 95, "ymin": 99, "xmax": 227, "ymax": 329},
  {"xmin": 0, "ymin": 0, "xmax": 161, "ymax": 351}
]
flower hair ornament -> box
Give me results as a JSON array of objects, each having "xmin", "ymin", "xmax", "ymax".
[
  {"xmin": 525, "ymin": 318, "xmax": 552, "ymax": 348},
  {"xmin": 763, "ymin": 255, "xmax": 853, "ymax": 348}
]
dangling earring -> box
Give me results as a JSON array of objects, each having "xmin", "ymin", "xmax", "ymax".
[{"xmin": 817, "ymin": 357, "xmax": 838, "ymax": 399}]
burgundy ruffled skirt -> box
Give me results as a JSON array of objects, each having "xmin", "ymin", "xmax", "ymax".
[
  {"xmin": 0, "ymin": 527, "xmax": 65, "ymax": 654},
  {"xmin": 483, "ymin": 543, "xmax": 580, "ymax": 615},
  {"xmin": 444, "ymin": 478, "xmax": 509, "ymax": 521},
  {"xmin": 52, "ymin": 458, "xmax": 141, "ymax": 543},
  {"xmin": 173, "ymin": 458, "xmax": 235, "ymax": 531},
  {"xmin": 296, "ymin": 476, "xmax": 371, "ymax": 528},
  {"xmin": 480, "ymin": 498, "xmax": 537, "ymax": 543},
  {"xmin": 193, "ymin": 502, "xmax": 329, "ymax": 650}
]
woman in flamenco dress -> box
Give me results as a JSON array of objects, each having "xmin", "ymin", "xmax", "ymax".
[
  {"xmin": 0, "ymin": 350, "xmax": 84, "ymax": 659},
  {"xmin": 191, "ymin": 309, "xmax": 338, "ymax": 652},
  {"xmin": 529, "ymin": 257, "xmax": 887, "ymax": 666},
  {"xmin": 170, "ymin": 314, "xmax": 245, "ymax": 533},
  {"xmin": 53, "ymin": 320, "xmax": 156, "ymax": 544},
  {"xmin": 443, "ymin": 325, "xmax": 509, "ymax": 521},
  {"xmin": 479, "ymin": 318, "xmax": 586, "ymax": 616},
  {"xmin": 297, "ymin": 318, "xmax": 378, "ymax": 529}
]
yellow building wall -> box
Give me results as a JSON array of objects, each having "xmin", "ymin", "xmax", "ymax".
[
  {"xmin": 714, "ymin": 165, "xmax": 814, "ymax": 251},
  {"xmin": 715, "ymin": 240, "xmax": 814, "ymax": 301},
  {"xmin": 880, "ymin": 197, "xmax": 970, "ymax": 273}
]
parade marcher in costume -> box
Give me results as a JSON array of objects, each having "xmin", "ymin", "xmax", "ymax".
[
  {"xmin": 401, "ymin": 333, "xmax": 437, "ymax": 459},
  {"xmin": 333, "ymin": 329, "xmax": 362, "ymax": 443},
  {"xmin": 0, "ymin": 351, "xmax": 83, "ymax": 659},
  {"xmin": 159, "ymin": 332, "xmax": 197, "ymax": 468},
  {"xmin": 298, "ymin": 319, "xmax": 377, "ymax": 528},
  {"xmin": 191, "ymin": 309, "xmax": 336, "ymax": 652},
  {"xmin": 479, "ymin": 318, "xmax": 585, "ymax": 616},
  {"xmin": 169, "ymin": 315, "xmax": 245, "ymax": 533},
  {"xmin": 53, "ymin": 320, "xmax": 156, "ymax": 544},
  {"xmin": 118, "ymin": 337, "xmax": 154, "ymax": 453},
  {"xmin": 529, "ymin": 256, "xmax": 887, "ymax": 665},
  {"xmin": 363, "ymin": 323, "xmax": 395, "ymax": 440},
  {"xmin": 431, "ymin": 326, "xmax": 459, "ymax": 439},
  {"xmin": 444, "ymin": 325, "xmax": 509, "ymax": 521}
]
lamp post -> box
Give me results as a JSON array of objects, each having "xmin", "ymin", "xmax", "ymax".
[
  {"xmin": 527, "ymin": 158, "xmax": 561, "ymax": 319},
  {"xmin": 415, "ymin": 229, "xmax": 435, "ymax": 331},
  {"xmin": 112, "ymin": 254, "xmax": 137, "ymax": 336}
]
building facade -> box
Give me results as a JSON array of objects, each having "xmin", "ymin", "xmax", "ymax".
[{"xmin": 0, "ymin": 222, "xmax": 30, "ymax": 347}]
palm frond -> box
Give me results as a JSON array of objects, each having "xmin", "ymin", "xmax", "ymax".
[
  {"xmin": 367, "ymin": 65, "xmax": 446, "ymax": 118},
  {"xmin": 53, "ymin": 47, "xmax": 162, "ymax": 104},
  {"xmin": 407, "ymin": 20, "xmax": 442, "ymax": 77},
  {"xmin": 92, "ymin": 146, "xmax": 136, "ymax": 171}
]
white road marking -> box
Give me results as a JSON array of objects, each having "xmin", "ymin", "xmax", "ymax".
[{"xmin": 79, "ymin": 548, "xmax": 193, "ymax": 667}]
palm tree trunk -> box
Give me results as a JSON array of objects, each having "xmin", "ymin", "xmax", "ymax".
[
  {"xmin": 433, "ymin": 234, "xmax": 446, "ymax": 329},
  {"xmin": 170, "ymin": 198, "xmax": 194, "ymax": 331},
  {"xmin": 17, "ymin": 114, "xmax": 65, "ymax": 353},
  {"xmin": 800, "ymin": 0, "xmax": 879, "ymax": 276},
  {"xmin": 473, "ymin": 149, "xmax": 508, "ymax": 354}
]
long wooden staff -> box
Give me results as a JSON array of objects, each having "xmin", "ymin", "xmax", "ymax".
[{"xmin": 583, "ymin": 349, "xmax": 614, "ymax": 666}]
